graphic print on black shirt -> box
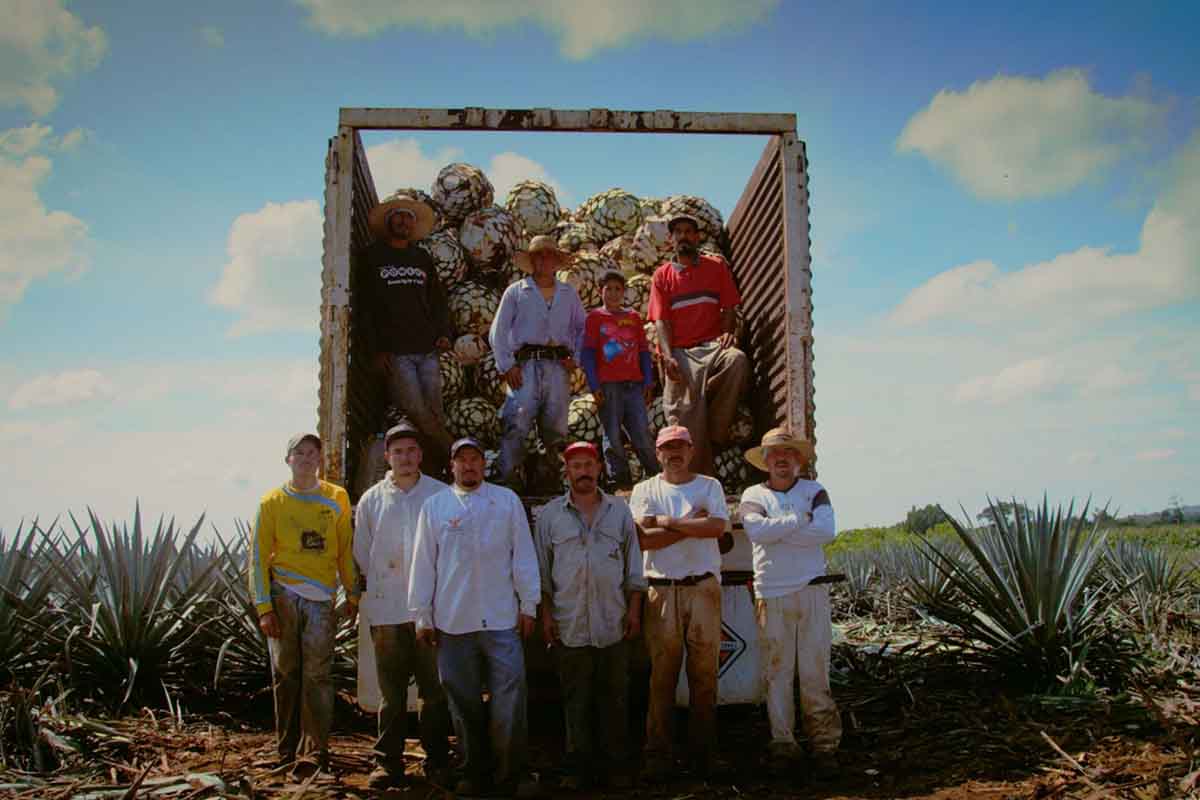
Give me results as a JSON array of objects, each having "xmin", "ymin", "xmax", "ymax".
[{"xmin": 362, "ymin": 240, "xmax": 451, "ymax": 354}]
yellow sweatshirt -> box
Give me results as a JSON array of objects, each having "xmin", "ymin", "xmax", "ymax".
[{"xmin": 249, "ymin": 480, "xmax": 360, "ymax": 616}]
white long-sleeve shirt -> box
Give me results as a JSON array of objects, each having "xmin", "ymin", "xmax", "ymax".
[
  {"xmin": 353, "ymin": 472, "xmax": 447, "ymax": 626},
  {"xmin": 408, "ymin": 481, "xmax": 541, "ymax": 635},
  {"xmin": 739, "ymin": 479, "xmax": 836, "ymax": 598}
]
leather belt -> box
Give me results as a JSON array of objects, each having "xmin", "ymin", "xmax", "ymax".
[
  {"xmin": 648, "ymin": 572, "xmax": 714, "ymax": 587},
  {"xmin": 516, "ymin": 345, "xmax": 569, "ymax": 362}
]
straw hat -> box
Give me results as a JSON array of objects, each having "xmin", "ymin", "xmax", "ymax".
[
  {"xmin": 514, "ymin": 234, "xmax": 574, "ymax": 273},
  {"xmin": 744, "ymin": 427, "xmax": 815, "ymax": 472},
  {"xmin": 368, "ymin": 191, "xmax": 436, "ymax": 241}
]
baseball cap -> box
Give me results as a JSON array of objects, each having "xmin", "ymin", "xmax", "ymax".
[
  {"xmin": 449, "ymin": 437, "xmax": 485, "ymax": 459},
  {"xmin": 384, "ymin": 421, "xmax": 422, "ymax": 448},
  {"xmin": 655, "ymin": 425, "xmax": 692, "ymax": 448},
  {"xmin": 667, "ymin": 213, "xmax": 701, "ymax": 233},
  {"xmin": 562, "ymin": 441, "xmax": 600, "ymax": 461},
  {"xmin": 286, "ymin": 432, "xmax": 321, "ymax": 458}
]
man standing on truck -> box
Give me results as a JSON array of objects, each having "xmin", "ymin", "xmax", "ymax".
[
  {"xmin": 648, "ymin": 214, "xmax": 750, "ymax": 477},
  {"xmin": 630, "ymin": 424, "xmax": 729, "ymax": 782},
  {"xmin": 740, "ymin": 428, "xmax": 841, "ymax": 779},
  {"xmin": 249, "ymin": 433, "xmax": 359, "ymax": 771},
  {"xmin": 364, "ymin": 191, "xmax": 455, "ymax": 478},
  {"xmin": 534, "ymin": 441, "xmax": 646, "ymax": 791},
  {"xmin": 580, "ymin": 269, "xmax": 659, "ymax": 491},
  {"xmin": 352, "ymin": 422, "xmax": 451, "ymax": 791},
  {"xmin": 489, "ymin": 234, "xmax": 587, "ymax": 492},
  {"xmin": 409, "ymin": 437, "xmax": 541, "ymax": 797}
]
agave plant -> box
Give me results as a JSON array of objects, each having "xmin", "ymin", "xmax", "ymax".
[
  {"xmin": 915, "ymin": 498, "xmax": 1136, "ymax": 689},
  {"xmin": 1104, "ymin": 539, "xmax": 1194, "ymax": 633},
  {"xmin": 207, "ymin": 524, "xmax": 271, "ymax": 697},
  {"xmin": 0, "ymin": 522, "xmax": 63, "ymax": 685},
  {"xmin": 40, "ymin": 507, "xmax": 221, "ymax": 709}
]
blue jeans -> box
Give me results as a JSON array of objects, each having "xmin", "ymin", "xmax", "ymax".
[
  {"xmin": 497, "ymin": 359, "xmax": 569, "ymax": 486},
  {"xmin": 437, "ymin": 629, "xmax": 528, "ymax": 786},
  {"xmin": 268, "ymin": 583, "xmax": 335, "ymax": 762},
  {"xmin": 386, "ymin": 353, "xmax": 453, "ymax": 474},
  {"xmin": 599, "ymin": 382, "xmax": 659, "ymax": 487}
]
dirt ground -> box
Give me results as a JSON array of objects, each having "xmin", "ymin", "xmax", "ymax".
[{"xmin": 4, "ymin": 647, "xmax": 1198, "ymax": 800}]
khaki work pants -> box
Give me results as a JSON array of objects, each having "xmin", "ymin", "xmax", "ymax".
[
  {"xmin": 664, "ymin": 341, "xmax": 750, "ymax": 476},
  {"xmin": 754, "ymin": 586, "xmax": 842, "ymax": 753},
  {"xmin": 644, "ymin": 575, "xmax": 722, "ymax": 765}
]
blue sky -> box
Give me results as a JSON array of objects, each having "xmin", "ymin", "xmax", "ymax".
[{"xmin": 1, "ymin": 0, "xmax": 1197, "ymax": 532}]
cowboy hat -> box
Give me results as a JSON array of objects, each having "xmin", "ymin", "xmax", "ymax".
[
  {"xmin": 744, "ymin": 427, "xmax": 815, "ymax": 472},
  {"xmin": 514, "ymin": 234, "xmax": 575, "ymax": 273},
  {"xmin": 368, "ymin": 191, "xmax": 436, "ymax": 241}
]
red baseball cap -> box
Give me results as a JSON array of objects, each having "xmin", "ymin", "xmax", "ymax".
[
  {"xmin": 562, "ymin": 441, "xmax": 600, "ymax": 461},
  {"xmin": 655, "ymin": 425, "xmax": 692, "ymax": 447}
]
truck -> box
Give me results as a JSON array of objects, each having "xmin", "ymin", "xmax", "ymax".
[{"xmin": 317, "ymin": 107, "xmax": 817, "ymax": 708}]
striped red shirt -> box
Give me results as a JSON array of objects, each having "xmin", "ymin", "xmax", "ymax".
[{"xmin": 647, "ymin": 256, "xmax": 741, "ymax": 348}]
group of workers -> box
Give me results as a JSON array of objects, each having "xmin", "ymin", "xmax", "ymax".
[{"xmin": 247, "ymin": 192, "xmax": 841, "ymax": 797}]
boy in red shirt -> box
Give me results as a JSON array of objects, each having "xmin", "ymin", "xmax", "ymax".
[{"xmin": 581, "ymin": 270, "xmax": 660, "ymax": 489}]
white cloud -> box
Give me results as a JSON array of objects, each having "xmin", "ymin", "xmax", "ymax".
[
  {"xmin": 208, "ymin": 200, "xmax": 323, "ymax": 337},
  {"xmin": 0, "ymin": 0, "xmax": 108, "ymax": 116},
  {"xmin": 898, "ymin": 69, "xmax": 1166, "ymax": 200},
  {"xmin": 365, "ymin": 138, "xmax": 463, "ymax": 197},
  {"xmin": 296, "ymin": 0, "xmax": 779, "ymax": 60},
  {"xmin": 488, "ymin": 151, "xmax": 571, "ymax": 207},
  {"xmin": 0, "ymin": 135, "xmax": 91, "ymax": 313},
  {"xmin": 1135, "ymin": 449, "xmax": 1176, "ymax": 462},
  {"xmin": 366, "ymin": 137, "xmax": 572, "ymax": 210},
  {"xmin": 57, "ymin": 127, "xmax": 89, "ymax": 151},
  {"xmin": 0, "ymin": 360, "xmax": 321, "ymax": 535},
  {"xmin": 892, "ymin": 131, "xmax": 1200, "ymax": 325},
  {"xmin": 953, "ymin": 356, "xmax": 1058, "ymax": 405},
  {"xmin": 1082, "ymin": 364, "xmax": 1143, "ymax": 395},
  {"xmin": 8, "ymin": 368, "xmax": 114, "ymax": 410},
  {"xmin": 198, "ymin": 25, "xmax": 225, "ymax": 48},
  {"xmin": 1069, "ymin": 451, "xmax": 1099, "ymax": 466}
]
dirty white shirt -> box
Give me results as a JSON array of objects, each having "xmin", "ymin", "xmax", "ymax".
[
  {"xmin": 353, "ymin": 471, "xmax": 447, "ymax": 626},
  {"xmin": 629, "ymin": 474, "xmax": 727, "ymax": 580},
  {"xmin": 739, "ymin": 479, "xmax": 836, "ymax": 599},
  {"xmin": 409, "ymin": 482, "xmax": 541, "ymax": 635}
]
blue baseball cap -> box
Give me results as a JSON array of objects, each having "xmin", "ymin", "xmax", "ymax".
[{"xmin": 450, "ymin": 437, "xmax": 485, "ymax": 459}]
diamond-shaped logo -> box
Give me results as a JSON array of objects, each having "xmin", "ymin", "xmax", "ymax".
[{"xmin": 717, "ymin": 621, "xmax": 747, "ymax": 677}]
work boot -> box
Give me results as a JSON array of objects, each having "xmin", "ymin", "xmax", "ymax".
[{"xmin": 768, "ymin": 740, "xmax": 802, "ymax": 772}]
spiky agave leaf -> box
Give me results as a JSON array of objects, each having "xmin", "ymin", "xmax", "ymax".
[
  {"xmin": 0, "ymin": 521, "xmax": 64, "ymax": 684},
  {"xmin": 1104, "ymin": 538, "xmax": 1194, "ymax": 632},
  {"xmin": 915, "ymin": 497, "xmax": 1136, "ymax": 689},
  {"xmin": 41, "ymin": 506, "xmax": 221, "ymax": 709}
]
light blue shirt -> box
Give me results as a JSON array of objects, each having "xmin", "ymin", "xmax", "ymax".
[{"xmin": 489, "ymin": 277, "xmax": 587, "ymax": 373}]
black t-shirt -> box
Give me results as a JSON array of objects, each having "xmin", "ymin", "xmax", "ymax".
[{"xmin": 361, "ymin": 240, "xmax": 451, "ymax": 354}]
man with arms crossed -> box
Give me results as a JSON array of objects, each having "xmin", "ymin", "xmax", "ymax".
[
  {"xmin": 409, "ymin": 437, "xmax": 541, "ymax": 797},
  {"xmin": 630, "ymin": 425, "xmax": 728, "ymax": 782},
  {"xmin": 534, "ymin": 441, "xmax": 646, "ymax": 791},
  {"xmin": 353, "ymin": 422, "xmax": 451, "ymax": 790},
  {"xmin": 250, "ymin": 433, "xmax": 359, "ymax": 771},
  {"xmin": 740, "ymin": 428, "xmax": 841, "ymax": 778}
]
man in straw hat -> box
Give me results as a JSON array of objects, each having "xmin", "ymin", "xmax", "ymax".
[
  {"xmin": 648, "ymin": 213, "xmax": 750, "ymax": 476},
  {"xmin": 630, "ymin": 424, "xmax": 729, "ymax": 782},
  {"xmin": 740, "ymin": 428, "xmax": 841, "ymax": 778},
  {"xmin": 489, "ymin": 234, "xmax": 586, "ymax": 492},
  {"xmin": 249, "ymin": 433, "xmax": 359, "ymax": 772},
  {"xmin": 534, "ymin": 441, "xmax": 645, "ymax": 791},
  {"xmin": 364, "ymin": 191, "xmax": 454, "ymax": 477}
]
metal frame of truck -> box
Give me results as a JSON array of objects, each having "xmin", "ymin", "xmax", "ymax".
[{"xmin": 320, "ymin": 106, "xmax": 816, "ymax": 491}]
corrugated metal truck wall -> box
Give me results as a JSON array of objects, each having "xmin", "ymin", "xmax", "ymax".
[
  {"xmin": 319, "ymin": 128, "xmax": 379, "ymax": 494},
  {"xmin": 727, "ymin": 137, "xmax": 786, "ymax": 437},
  {"xmin": 345, "ymin": 132, "xmax": 380, "ymax": 502},
  {"xmin": 726, "ymin": 134, "xmax": 816, "ymax": 475}
]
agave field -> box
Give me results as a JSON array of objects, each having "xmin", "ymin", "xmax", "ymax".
[{"xmin": 1, "ymin": 500, "xmax": 1198, "ymax": 798}]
